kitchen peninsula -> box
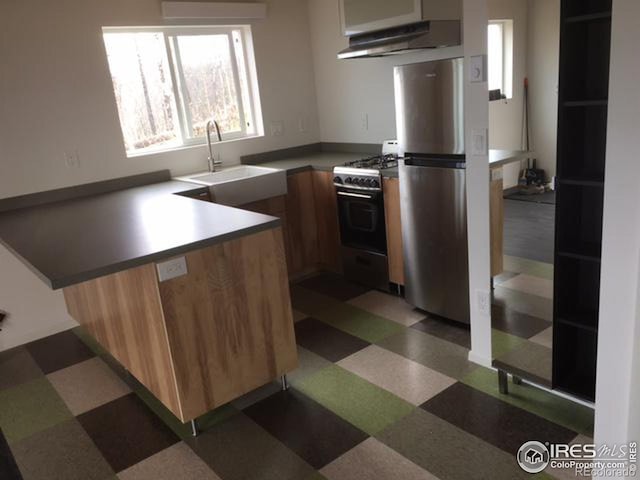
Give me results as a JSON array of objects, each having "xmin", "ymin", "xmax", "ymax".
[{"xmin": 0, "ymin": 170, "xmax": 298, "ymax": 431}]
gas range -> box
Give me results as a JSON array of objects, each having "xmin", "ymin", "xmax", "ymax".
[{"xmin": 333, "ymin": 154, "xmax": 399, "ymax": 192}]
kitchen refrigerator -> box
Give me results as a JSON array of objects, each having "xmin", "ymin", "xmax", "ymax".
[{"xmin": 394, "ymin": 57, "xmax": 470, "ymax": 324}]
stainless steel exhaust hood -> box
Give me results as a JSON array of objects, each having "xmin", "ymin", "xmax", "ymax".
[{"xmin": 337, "ymin": 21, "xmax": 460, "ymax": 60}]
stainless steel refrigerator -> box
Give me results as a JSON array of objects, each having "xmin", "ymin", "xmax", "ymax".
[{"xmin": 394, "ymin": 57, "xmax": 470, "ymax": 324}]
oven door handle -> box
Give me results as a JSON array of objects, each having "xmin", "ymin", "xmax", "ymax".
[{"xmin": 337, "ymin": 191, "xmax": 375, "ymax": 200}]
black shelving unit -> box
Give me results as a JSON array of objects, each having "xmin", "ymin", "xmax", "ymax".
[{"xmin": 552, "ymin": 0, "xmax": 612, "ymax": 402}]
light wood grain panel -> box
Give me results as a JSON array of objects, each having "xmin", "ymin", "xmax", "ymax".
[
  {"xmin": 312, "ymin": 171, "xmax": 342, "ymax": 273},
  {"xmin": 285, "ymin": 171, "xmax": 319, "ymax": 277},
  {"xmin": 490, "ymin": 170, "xmax": 505, "ymax": 277},
  {"xmin": 158, "ymin": 227, "xmax": 297, "ymax": 421},
  {"xmin": 63, "ymin": 265, "xmax": 182, "ymax": 416},
  {"xmin": 383, "ymin": 177, "xmax": 405, "ymax": 285}
]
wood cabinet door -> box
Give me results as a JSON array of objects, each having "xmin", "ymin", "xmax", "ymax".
[
  {"xmin": 285, "ymin": 171, "xmax": 318, "ymax": 277},
  {"xmin": 312, "ymin": 171, "xmax": 342, "ymax": 273},
  {"xmin": 490, "ymin": 169, "xmax": 504, "ymax": 277},
  {"xmin": 383, "ymin": 177, "xmax": 405, "ymax": 285}
]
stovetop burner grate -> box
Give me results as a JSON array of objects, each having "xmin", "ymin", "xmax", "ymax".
[{"xmin": 342, "ymin": 154, "xmax": 399, "ymax": 170}]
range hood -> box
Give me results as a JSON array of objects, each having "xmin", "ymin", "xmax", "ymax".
[{"xmin": 337, "ymin": 21, "xmax": 460, "ymax": 60}]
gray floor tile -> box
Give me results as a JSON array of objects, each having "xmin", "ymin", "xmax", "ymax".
[
  {"xmin": 493, "ymin": 286, "xmax": 553, "ymax": 321},
  {"xmin": 377, "ymin": 409, "xmax": 533, "ymax": 480},
  {"xmin": 376, "ymin": 329, "xmax": 477, "ymax": 380},
  {"xmin": 347, "ymin": 291, "xmax": 425, "ymax": 327},
  {"xmin": 288, "ymin": 347, "xmax": 332, "ymax": 385},
  {"xmin": 493, "ymin": 341, "xmax": 553, "ymax": 386},
  {"xmin": 321, "ymin": 438, "xmax": 437, "ymax": 480}
]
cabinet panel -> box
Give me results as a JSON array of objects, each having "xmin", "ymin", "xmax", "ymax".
[
  {"xmin": 285, "ymin": 171, "xmax": 319, "ymax": 278},
  {"xmin": 383, "ymin": 177, "xmax": 405, "ymax": 285},
  {"xmin": 490, "ymin": 170, "xmax": 504, "ymax": 277},
  {"xmin": 312, "ymin": 171, "xmax": 342, "ymax": 273}
]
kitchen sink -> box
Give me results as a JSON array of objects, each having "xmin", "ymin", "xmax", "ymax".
[{"xmin": 178, "ymin": 165, "xmax": 287, "ymax": 206}]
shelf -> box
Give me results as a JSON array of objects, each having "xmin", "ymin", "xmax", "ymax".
[
  {"xmin": 555, "ymin": 183, "xmax": 605, "ymax": 258},
  {"xmin": 558, "ymin": 178, "xmax": 605, "ymax": 188},
  {"xmin": 556, "ymin": 317, "xmax": 598, "ymax": 333},
  {"xmin": 555, "ymin": 255, "xmax": 602, "ymax": 329},
  {"xmin": 563, "ymin": 100, "xmax": 608, "ymax": 107},
  {"xmin": 565, "ymin": 12, "xmax": 612, "ymax": 23},
  {"xmin": 557, "ymin": 251, "xmax": 601, "ymax": 263}
]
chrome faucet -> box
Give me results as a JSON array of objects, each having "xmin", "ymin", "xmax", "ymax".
[{"xmin": 206, "ymin": 120, "xmax": 223, "ymax": 172}]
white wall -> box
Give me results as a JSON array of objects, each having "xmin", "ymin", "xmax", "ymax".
[
  {"xmin": 0, "ymin": 0, "xmax": 320, "ymax": 350},
  {"xmin": 594, "ymin": 0, "xmax": 640, "ymax": 459},
  {"xmin": 526, "ymin": 0, "xmax": 559, "ymax": 184},
  {"xmin": 307, "ymin": 0, "xmax": 463, "ymax": 144},
  {"xmin": 488, "ymin": 0, "xmax": 528, "ymax": 189}
]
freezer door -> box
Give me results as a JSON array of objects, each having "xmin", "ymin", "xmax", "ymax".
[
  {"xmin": 394, "ymin": 58, "xmax": 465, "ymax": 156},
  {"xmin": 399, "ymin": 161, "xmax": 470, "ymax": 323}
]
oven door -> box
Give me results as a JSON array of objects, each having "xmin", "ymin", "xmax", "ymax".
[{"xmin": 336, "ymin": 188, "xmax": 388, "ymax": 254}]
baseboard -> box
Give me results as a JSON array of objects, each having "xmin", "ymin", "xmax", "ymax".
[{"xmin": 0, "ymin": 319, "xmax": 78, "ymax": 352}]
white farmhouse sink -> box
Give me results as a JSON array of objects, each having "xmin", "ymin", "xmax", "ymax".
[{"xmin": 180, "ymin": 165, "xmax": 287, "ymax": 206}]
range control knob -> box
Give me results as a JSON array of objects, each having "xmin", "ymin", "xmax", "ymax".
[
  {"xmin": 333, "ymin": 176, "xmax": 343, "ymax": 184},
  {"xmin": 357, "ymin": 178, "xmax": 366, "ymax": 186},
  {"xmin": 345, "ymin": 177, "xmax": 353, "ymax": 184},
  {"xmin": 370, "ymin": 179, "xmax": 380, "ymax": 188}
]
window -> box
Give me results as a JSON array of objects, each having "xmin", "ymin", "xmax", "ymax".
[
  {"xmin": 488, "ymin": 20, "xmax": 514, "ymax": 99},
  {"xmin": 102, "ymin": 26, "xmax": 262, "ymax": 156}
]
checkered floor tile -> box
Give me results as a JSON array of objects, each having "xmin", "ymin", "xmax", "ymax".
[{"xmin": 0, "ymin": 269, "xmax": 593, "ymax": 480}]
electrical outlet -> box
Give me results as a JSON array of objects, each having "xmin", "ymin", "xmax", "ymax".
[
  {"xmin": 476, "ymin": 289, "xmax": 491, "ymax": 316},
  {"xmin": 361, "ymin": 113, "xmax": 369, "ymax": 131},
  {"xmin": 298, "ymin": 117, "xmax": 307, "ymax": 133},
  {"xmin": 64, "ymin": 150, "xmax": 80, "ymax": 168},
  {"xmin": 156, "ymin": 257, "xmax": 188, "ymax": 282},
  {"xmin": 471, "ymin": 129, "xmax": 488, "ymax": 156},
  {"xmin": 270, "ymin": 121, "xmax": 284, "ymax": 137}
]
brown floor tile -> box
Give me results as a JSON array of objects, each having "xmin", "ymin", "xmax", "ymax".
[
  {"xmin": 77, "ymin": 394, "xmax": 178, "ymax": 473},
  {"xmin": 244, "ymin": 389, "xmax": 369, "ymax": 469},
  {"xmin": 0, "ymin": 428, "xmax": 22, "ymax": 480},
  {"xmin": 410, "ymin": 315, "xmax": 471, "ymax": 348},
  {"xmin": 295, "ymin": 318, "xmax": 369, "ymax": 362},
  {"xmin": 47, "ymin": 357, "xmax": 131, "ymax": 415},
  {"xmin": 297, "ymin": 273, "xmax": 370, "ymax": 302},
  {"xmin": 118, "ymin": 443, "xmax": 221, "ymax": 480},
  {"xmin": 420, "ymin": 383, "xmax": 576, "ymax": 456},
  {"xmin": 25, "ymin": 330, "xmax": 94, "ymax": 374},
  {"xmin": 0, "ymin": 347, "xmax": 42, "ymax": 391},
  {"xmin": 189, "ymin": 413, "xmax": 314, "ymax": 480},
  {"xmin": 11, "ymin": 419, "xmax": 114, "ymax": 480},
  {"xmin": 493, "ymin": 341, "xmax": 553, "ymax": 387},
  {"xmin": 491, "ymin": 304, "xmax": 551, "ymax": 339},
  {"xmin": 529, "ymin": 326, "xmax": 553, "ymax": 348}
]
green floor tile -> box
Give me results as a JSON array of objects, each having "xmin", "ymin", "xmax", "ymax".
[
  {"xmin": 133, "ymin": 379, "xmax": 238, "ymax": 439},
  {"xmin": 315, "ymin": 303, "xmax": 404, "ymax": 344},
  {"xmin": 504, "ymin": 255, "xmax": 554, "ymax": 280},
  {"xmin": 492, "ymin": 329, "xmax": 527, "ymax": 358},
  {"xmin": 296, "ymin": 365, "xmax": 414, "ymax": 435},
  {"xmin": 461, "ymin": 367, "xmax": 594, "ymax": 436},
  {"xmin": 0, "ymin": 377, "xmax": 73, "ymax": 444}
]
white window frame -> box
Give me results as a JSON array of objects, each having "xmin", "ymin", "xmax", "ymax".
[
  {"xmin": 488, "ymin": 19, "xmax": 514, "ymax": 100},
  {"xmin": 102, "ymin": 25, "xmax": 263, "ymax": 157}
]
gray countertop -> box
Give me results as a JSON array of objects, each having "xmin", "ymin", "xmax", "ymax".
[
  {"xmin": 0, "ymin": 179, "xmax": 280, "ymax": 290},
  {"xmin": 247, "ymin": 149, "xmax": 529, "ymax": 177}
]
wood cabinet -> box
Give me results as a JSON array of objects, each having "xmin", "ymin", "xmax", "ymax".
[
  {"xmin": 64, "ymin": 227, "xmax": 297, "ymax": 422},
  {"xmin": 312, "ymin": 171, "xmax": 342, "ymax": 273},
  {"xmin": 383, "ymin": 177, "xmax": 405, "ymax": 286},
  {"xmin": 490, "ymin": 168, "xmax": 504, "ymax": 277},
  {"xmin": 284, "ymin": 171, "xmax": 319, "ymax": 278}
]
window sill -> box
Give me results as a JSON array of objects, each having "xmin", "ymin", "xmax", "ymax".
[{"xmin": 126, "ymin": 134, "xmax": 264, "ymax": 159}]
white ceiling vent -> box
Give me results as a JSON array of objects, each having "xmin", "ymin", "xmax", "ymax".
[{"xmin": 162, "ymin": 2, "xmax": 267, "ymax": 20}]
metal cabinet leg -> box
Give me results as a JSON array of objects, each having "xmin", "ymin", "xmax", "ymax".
[
  {"xmin": 190, "ymin": 419, "xmax": 199, "ymax": 437},
  {"xmin": 498, "ymin": 370, "xmax": 509, "ymax": 394},
  {"xmin": 513, "ymin": 375, "xmax": 523, "ymax": 385},
  {"xmin": 281, "ymin": 374, "xmax": 289, "ymax": 391}
]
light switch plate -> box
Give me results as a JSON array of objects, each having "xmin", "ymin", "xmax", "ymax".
[
  {"xmin": 469, "ymin": 55, "xmax": 487, "ymax": 83},
  {"xmin": 476, "ymin": 289, "xmax": 491, "ymax": 317},
  {"xmin": 156, "ymin": 257, "xmax": 188, "ymax": 282},
  {"xmin": 471, "ymin": 128, "xmax": 488, "ymax": 155}
]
